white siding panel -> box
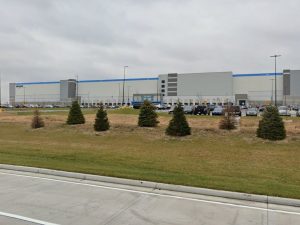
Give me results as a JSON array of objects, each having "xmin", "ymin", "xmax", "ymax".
[
  {"xmin": 15, "ymin": 83, "xmax": 60, "ymax": 103},
  {"xmin": 233, "ymin": 76, "xmax": 283, "ymax": 101}
]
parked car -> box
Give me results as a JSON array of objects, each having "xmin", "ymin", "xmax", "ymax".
[
  {"xmin": 15, "ymin": 104, "xmax": 24, "ymax": 108},
  {"xmin": 0, "ymin": 104, "xmax": 13, "ymax": 108},
  {"xmin": 246, "ymin": 108, "xmax": 258, "ymax": 116},
  {"xmin": 168, "ymin": 105, "xmax": 176, "ymax": 114},
  {"xmin": 132, "ymin": 102, "xmax": 143, "ymax": 109},
  {"xmin": 53, "ymin": 104, "xmax": 63, "ymax": 108},
  {"xmin": 155, "ymin": 104, "xmax": 169, "ymax": 110},
  {"xmin": 168, "ymin": 105, "xmax": 184, "ymax": 114},
  {"xmin": 278, "ymin": 106, "xmax": 291, "ymax": 116},
  {"xmin": 225, "ymin": 105, "xmax": 241, "ymax": 116},
  {"xmin": 110, "ymin": 105, "xmax": 120, "ymax": 109},
  {"xmin": 205, "ymin": 104, "xmax": 215, "ymax": 114},
  {"xmin": 183, "ymin": 105, "xmax": 194, "ymax": 114},
  {"xmin": 44, "ymin": 104, "xmax": 54, "ymax": 108},
  {"xmin": 232, "ymin": 105, "xmax": 242, "ymax": 116},
  {"xmin": 212, "ymin": 107, "xmax": 225, "ymax": 116},
  {"xmin": 297, "ymin": 109, "xmax": 300, "ymax": 117},
  {"xmin": 193, "ymin": 105, "xmax": 208, "ymax": 115},
  {"xmin": 291, "ymin": 105, "xmax": 299, "ymax": 111}
]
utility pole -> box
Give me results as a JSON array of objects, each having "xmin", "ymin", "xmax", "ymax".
[
  {"xmin": 270, "ymin": 54, "xmax": 281, "ymax": 106},
  {"xmin": 122, "ymin": 66, "xmax": 128, "ymax": 105}
]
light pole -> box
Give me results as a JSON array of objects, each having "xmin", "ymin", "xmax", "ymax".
[
  {"xmin": 0, "ymin": 74, "xmax": 2, "ymax": 106},
  {"xmin": 127, "ymin": 86, "xmax": 131, "ymax": 105},
  {"xmin": 23, "ymin": 86, "xmax": 26, "ymax": 105},
  {"xmin": 118, "ymin": 83, "xmax": 121, "ymax": 105},
  {"xmin": 122, "ymin": 66, "xmax": 128, "ymax": 105},
  {"xmin": 270, "ymin": 78, "xmax": 274, "ymax": 104},
  {"xmin": 270, "ymin": 54, "xmax": 281, "ymax": 106},
  {"xmin": 76, "ymin": 75, "xmax": 79, "ymax": 102},
  {"xmin": 156, "ymin": 78, "xmax": 159, "ymax": 104}
]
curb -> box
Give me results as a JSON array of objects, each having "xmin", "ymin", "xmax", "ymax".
[{"xmin": 0, "ymin": 164, "xmax": 299, "ymax": 207}]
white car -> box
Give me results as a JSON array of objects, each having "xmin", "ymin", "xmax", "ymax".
[
  {"xmin": 154, "ymin": 104, "xmax": 164, "ymax": 110},
  {"xmin": 44, "ymin": 104, "xmax": 54, "ymax": 108},
  {"xmin": 246, "ymin": 108, "xmax": 258, "ymax": 116},
  {"xmin": 278, "ymin": 106, "xmax": 291, "ymax": 116},
  {"xmin": 1, "ymin": 104, "xmax": 13, "ymax": 108}
]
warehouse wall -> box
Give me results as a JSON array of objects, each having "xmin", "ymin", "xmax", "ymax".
[
  {"xmin": 233, "ymin": 73, "xmax": 283, "ymax": 104},
  {"xmin": 159, "ymin": 72, "xmax": 234, "ymax": 105},
  {"xmin": 290, "ymin": 70, "xmax": 300, "ymax": 97},
  {"xmin": 10, "ymin": 78, "xmax": 158, "ymax": 105},
  {"xmin": 9, "ymin": 70, "xmax": 300, "ymax": 106},
  {"xmin": 78, "ymin": 78, "xmax": 158, "ymax": 105},
  {"xmin": 178, "ymin": 72, "xmax": 233, "ymax": 96},
  {"xmin": 14, "ymin": 82, "xmax": 60, "ymax": 104}
]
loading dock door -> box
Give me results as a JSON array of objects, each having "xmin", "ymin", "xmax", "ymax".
[{"xmin": 239, "ymin": 100, "xmax": 246, "ymax": 106}]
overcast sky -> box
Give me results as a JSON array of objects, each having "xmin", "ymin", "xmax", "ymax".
[{"xmin": 0, "ymin": 0, "xmax": 299, "ymax": 102}]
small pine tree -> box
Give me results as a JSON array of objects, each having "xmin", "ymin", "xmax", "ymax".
[
  {"xmin": 67, "ymin": 101, "xmax": 85, "ymax": 125},
  {"xmin": 138, "ymin": 100, "xmax": 159, "ymax": 127},
  {"xmin": 31, "ymin": 109, "xmax": 45, "ymax": 129},
  {"xmin": 166, "ymin": 103, "xmax": 191, "ymax": 136},
  {"xmin": 94, "ymin": 105, "xmax": 110, "ymax": 131},
  {"xmin": 219, "ymin": 106, "xmax": 237, "ymax": 130},
  {"xmin": 257, "ymin": 105, "xmax": 286, "ymax": 140}
]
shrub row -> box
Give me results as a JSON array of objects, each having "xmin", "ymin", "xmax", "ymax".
[{"xmin": 32, "ymin": 101, "xmax": 286, "ymax": 140}]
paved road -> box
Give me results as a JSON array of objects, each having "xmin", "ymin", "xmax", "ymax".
[{"xmin": 0, "ymin": 170, "xmax": 299, "ymax": 225}]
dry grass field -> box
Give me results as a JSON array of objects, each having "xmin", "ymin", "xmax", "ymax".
[{"xmin": 0, "ymin": 108, "xmax": 299, "ymax": 199}]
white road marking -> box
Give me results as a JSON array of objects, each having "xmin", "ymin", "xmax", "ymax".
[
  {"xmin": 0, "ymin": 211, "xmax": 59, "ymax": 225},
  {"xmin": 0, "ymin": 171, "xmax": 300, "ymax": 216}
]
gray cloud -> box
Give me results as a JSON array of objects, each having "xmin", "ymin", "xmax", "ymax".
[{"xmin": 0, "ymin": 0, "xmax": 299, "ymax": 102}]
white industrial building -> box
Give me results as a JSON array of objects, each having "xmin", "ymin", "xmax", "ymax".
[{"xmin": 9, "ymin": 69, "xmax": 300, "ymax": 107}]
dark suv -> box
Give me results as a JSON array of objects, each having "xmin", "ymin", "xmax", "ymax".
[
  {"xmin": 225, "ymin": 105, "xmax": 242, "ymax": 116},
  {"xmin": 193, "ymin": 105, "xmax": 208, "ymax": 115}
]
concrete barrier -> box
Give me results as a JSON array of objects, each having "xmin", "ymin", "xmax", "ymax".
[{"xmin": 1, "ymin": 164, "xmax": 299, "ymax": 207}]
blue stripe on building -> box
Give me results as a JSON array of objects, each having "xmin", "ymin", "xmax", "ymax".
[
  {"xmin": 16, "ymin": 81, "xmax": 60, "ymax": 85},
  {"xmin": 16, "ymin": 77, "xmax": 158, "ymax": 85},
  {"xmin": 15, "ymin": 73, "xmax": 283, "ymax": 85},
  {"xmin": 232, "ymin": 73, "xmax": 283, "ymax": 77}
]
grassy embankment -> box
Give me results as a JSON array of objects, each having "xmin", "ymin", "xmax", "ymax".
[{"xmin": 0, "ymin": 108, "xmax": 299, "ymax": 199}]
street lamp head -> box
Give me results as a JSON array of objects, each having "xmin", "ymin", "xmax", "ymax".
[{"xmin": 270, "ymin": 55, "xmax": 282, "ymax": 58}]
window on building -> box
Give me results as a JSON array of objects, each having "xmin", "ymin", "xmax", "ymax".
[
  {"xmin": 161, "ymin": 89, "xmax": 165, "ymax": 93},
  {"xmin": 161, "ymin": 85, "xmax": 165, "ymax": 88},
  {"xmin": 161, "ymin": 80, "xmax": 165, "ymax": 84}
]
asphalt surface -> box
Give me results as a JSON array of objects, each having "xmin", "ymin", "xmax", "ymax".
[{"xmin": 0, "ymin": 170, "xmax": 299, "ymax": 225}]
